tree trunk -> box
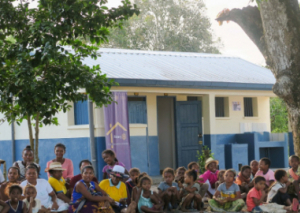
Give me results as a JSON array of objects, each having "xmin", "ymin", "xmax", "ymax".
[
  {"xmin": 27, "ymin": 114, "xmax": 34, "ymax": 151},
  {"xmin": 216, "ymin": 0, "xmax": 300, "ymax": 157},
  {"xmin": 34, "ymin": 112, "xmax": 40, "ymax": 164}
]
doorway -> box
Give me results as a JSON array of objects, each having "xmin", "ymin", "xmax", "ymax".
[{"xmin": 157, "ymin": 97, "xmax": 176, "ymax": 172}]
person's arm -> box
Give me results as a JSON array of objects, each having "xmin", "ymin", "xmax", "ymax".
[
  {"xmin": 184, "ymin": 185, "xmax": 197, "ymax": 193},
  {"xmin": 57, "ymin": 193, "xmax": 71, "ymax": 203},
  {"xmin": 278, "ymin": 183, "xmax": 289, "ymax": 193},
  {"xmin": 0, "ymin": 200, "xmax": 9, "ymax": 213},
  {"xmin": 22, "ymin": 201, "xmax": 27, "ymax": 213},
  {"xmin": 213, "ymin": 190, "xmax": 223, "ymax": 204},
  {"xmin": 95, "ymin": 183, "xmax": 107, "ymax": 196},
  {"xmin": 227, "ymin": 191, "xmax": 241, "ymax": 202},
  {"xmin": 46, "ymin": 161, "xmax": 50, "ymax": 178},
  {"xmin": 48, "ymin": 191, "xmax": 59, "ymax": 210},
  {"xmin": 269, "ymin": 180, "xmax": 275, "ymax": 187},
  {"xmin": 252, "ymin": 190, "xmax": 267, "ymax": 206},
  {"xmin": 76, "ymin": 182, "xmax": 113, "ymax": 204}
]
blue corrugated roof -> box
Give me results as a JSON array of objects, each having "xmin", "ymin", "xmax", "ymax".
[{"xmin": 81, "ymin": 48, "xmax": 275, "ymax": 90}]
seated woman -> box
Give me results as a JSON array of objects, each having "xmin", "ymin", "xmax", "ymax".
[
  {"xmin": 20, "ymin": 164, "xmax": 69, "ymax": 213},
  {"xmin": 69, "ymin": 165, "xmax": 114, "ymax": 213},
  {"xmin": 13, "ymin": 146, "xmax": 40, "ymax": 181},
  {"xmin": 46, "ymin": 143, "xmax": 74, "ymax": 183},
  {"xmin": 0, "ymin": 167, "xmax": 20, "ymax": 201},
  {"xmin": 100, "ymin": 165, "xmax": 129, "ymax": 213},
  {"xmin": 46, "ymin": 162, "xmax": 70, "ymax": 203}
]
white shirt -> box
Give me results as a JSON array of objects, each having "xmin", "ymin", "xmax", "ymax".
[
  {"xmin": 20, "ymin": 179, "xmax": 53, "ymax": 207},
  {"xmin": 23, "ymin": 199, "xmax": 42, "ymax": 213},
  {"xmin": 267, "ymin": 182, "xmax": 285, "ymax": 203}
]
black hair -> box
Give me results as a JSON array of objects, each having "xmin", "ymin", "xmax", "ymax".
[
  {"xmin": 102, "ymin": 150, "xmax": 118, "ymax": 162},
  {"xmin": 138, "ymin": 176, "xmax": 152, "ymax": 187},
  {"xmin": 185, "ymin": 169, "xmax": 197, "ymax": 181},
  {"xmin": 162, "ymin": 167, "xmax": 175, "ymax": 177},
  {"xmin": 23, "ymin": 145, "xmax": 33, "ymax": 153},
  {"xmin": 25, "ymin": 163, "xmax": 40, "ymax": 177},
  {"xmin": 129, "ymin": 168, "xmax": 140, "ymax": 175},
  {"xmin": 176, "ymin": 167, "xmax": 186, "ymax": 174},
  {"xmin": 274, "ymin": 169, "xmax": 287, "ymax": 181},
  {"xmin": 9, "ymin": 185, "xmax": 22, "ymax": 194},
  {"xmin": 54, "ymin": 143, "xmax": 66, "ymax": 151},
  {"xmin": 218, "ymin": 170, "xmax": 226, "ymax": 178},
  {"xmin": 260, "ymin": 157, "xmax": 271, "ymax": 167},
  {"xmin": 187, "ymin": 162, "xmax": 198, "ymax": 170},
  {"xmin": 241, "ymin": 165, "xmax": 251, "ymax": 173},
  {"xmin": 225, "ymin": 169, "xmax": 236, "ymax": 177},
  {"xmin": 253, "ymin": 176, "xmax": 266, "ymax": 184},
  {"xmin": 79, "ymin": 159, "xmax": 92, "ymax": 169},
  {"xmin": 8, "ymin": 167, "xmax": 20, "ymax": 176},
  {"xmin": 81, "ymin": 165, "xmax": 94, "ymax": 174},
  {"xmin": 135, "ymin": 172, "xmax": 148, "ymax": 185},
  {"xmin": 289, "ymin": 155, "xmax": 300, "ymax": 162}
]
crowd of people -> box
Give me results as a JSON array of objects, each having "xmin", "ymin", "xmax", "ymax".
[{"xmin": 0, "ymin": 143, "xmax": 299, "ymax": 213}]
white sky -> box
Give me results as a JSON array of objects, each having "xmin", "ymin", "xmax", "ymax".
[{"xmin": 107, "ymin": 0, "xmax": 265, "ymax": 65}]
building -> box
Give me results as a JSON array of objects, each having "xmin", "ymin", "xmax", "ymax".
[{"xmin": 0, "ymin": 48, "xmax": 285, "ymax": 179}]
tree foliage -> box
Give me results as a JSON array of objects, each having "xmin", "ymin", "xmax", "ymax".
[
  {"xmin": 0, "ymin": 0, "xmax": 138, "ymax": 162},
  {"xmin": 270, "ymin": 97, "xmax": 288, "ymax": 133},
  {"xmin": 104, "ymin": 0, "xmax": 221, "ymax": 53}
]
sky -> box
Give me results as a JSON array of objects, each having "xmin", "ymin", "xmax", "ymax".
[{"xmin": 106, "ymin": 0, "xmax": 265, "ymax": 65}]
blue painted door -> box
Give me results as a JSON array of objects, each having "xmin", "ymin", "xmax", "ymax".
[{"xmin": 176, "ymin": 101, "xmax": 202, "ymax": 167}]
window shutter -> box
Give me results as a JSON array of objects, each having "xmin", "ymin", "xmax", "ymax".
[
  {"xmin": 215, "ymin": 97, "xmax": 225, "ymax": 117},
  {"xmin": 74, "ymin": 100, "xmax": 89, "ymax": 125},
  {"xmin": 244, "ymin": 98, "xmax": 254, "ymax": 117}
]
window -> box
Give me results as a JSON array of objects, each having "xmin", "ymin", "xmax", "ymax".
[
  {"xmin": 215, "ymin": 97, "xmax": 229, "ymax": 117},
  {"xmin": 74, "ymin": 100, "xmax": 89, "ymax": 125},
  {"xmin": 244, "ymin": 97, "xmax": 258, "ymax": 117},
  {"xmin": 128, "ymin": 97, "xmax": 147, "ymax": 124}
]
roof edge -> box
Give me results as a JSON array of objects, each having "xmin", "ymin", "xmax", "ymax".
[{"xmin": 110, "ymin": 79, "xmax": 274, "ymax": 91}]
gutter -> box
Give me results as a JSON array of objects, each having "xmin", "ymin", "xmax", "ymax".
[
  {"xmin": 88, "ymin": 98, "xmax": 98, "ymax": 177},
  {"xmin": 11, "ymin": 120, "xmax": 15, "ymax": 162}
]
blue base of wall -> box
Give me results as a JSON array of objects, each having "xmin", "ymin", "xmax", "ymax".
[{"xmin": 0, "ymin": 135, "xmax": 160, "ymax": 180}]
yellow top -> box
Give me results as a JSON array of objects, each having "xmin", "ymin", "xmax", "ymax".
[
  {"xmin": 48, "ymin": 176, "xmax": 67, "ymax": 194},
  {"xmin": 99, "ymin": 179, "xmax": 127, "ymax": 202}
]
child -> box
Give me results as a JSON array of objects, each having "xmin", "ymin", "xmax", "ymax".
[
  {"xmin": 158, "ymin": 167, "xmax": 180, "ymax": 210},
  {"xmin": 236, "ymin": 166, "xmax": 252, "ymax": 195},
  {"xmin": 187, "ymin": 162, "xmax": 199, "ymax": 174},
  {"xmin": 13, "ymin": 146, "xmax": 40, "ymax": 181},
  {"xmin": 6, "ymin": 185, "xmax": 27, "ymax": 213},
  {"xmin": 180, "ymin": 170, "xmax": 202, "ymax": 211},
  {"xmin": 287, "ymin": 155, "xmax": 300, "ymax": 200},
  {"xmin": 208, "ymin": 169, "xmax": 245, "ymax": 212},
  {"xmin": 267, "ymin": 169, "xmax": 298, "ymax": 209},
  {"xmin": 250, "ymin": 160, "xmax": 259, "ymax": 180},
  {"xmin": 175, "ymin": 167, "xmax": 186, "ymax": 188},
  {"xmin": 102, "ymin": 150, "xmax": 129, "ymax": 180},
  {"xmin": 199, "ymin": 158, "xmax": 219, "ymax": 196},
  {"xmin": 137, "ymin": 176, "xmax": 163, "ymax": 213},
  {"xmin": 215, "ymin": 169, "xmax": 225, "ymax": 189},
  {"xmin": 23, "ymin": 185, "xmax": 48, "ymax": 213},
  {"xmin": 46, "ymin": 162, "xmax": 70, "ymax": 203},
  {"xmin": 126, "ymin": 168, "xmax": 140, "ymax": 205},
  {"xmin": 246, "ymin": 176, "xmax": 267, "ymax": 212},
  {"xmin": 0, "ymin": 167, "xmax": 20, "ymax": 201},
  {"xmin": 99, "ymin": 165, "xmax": 128, "ymax": 213},
  {"xmin": 255, "ymin": 157, "xmax": 275, "ymax": 187}
]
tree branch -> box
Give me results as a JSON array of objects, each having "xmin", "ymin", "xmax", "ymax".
[{"xmin": 216, "ymin": 6, "xmax": 270, "ymax": 64}]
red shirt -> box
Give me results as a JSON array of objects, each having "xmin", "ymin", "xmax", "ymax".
[
  {"xmin": 69, "ymin": 174, "xmax": 98, "ymax": 189},
  {"xmin": 246, "ymin": 187, "xmax": 262, "ymax": 211}
]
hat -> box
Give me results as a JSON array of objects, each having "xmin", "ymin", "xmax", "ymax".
[
  {"xmin": 0, "ymin": 159, "xmax": 5, "ymax": 164},
  {"xmin": 205, "ymin": 157, "xmax": 219, "ymax": 170},
  {"xmin": 107, "ymin": 165, "xmax": 129, "ymax": 179},
  {"xmin": 45, "ymin": 162, "xmax": 66, "ymax": 172}
]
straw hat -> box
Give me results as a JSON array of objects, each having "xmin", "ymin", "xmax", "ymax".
[
  {"xmin": 45, "ymin": 162, "xmax": 65, "ymax": 172},
  {"xmin": 0, "ymin": 159, "xmax": 5, "ymax": 164},
  {"xmin": 205, "ymin": 157, "xmax": 219, "ymax": 170},
  {"xmin": 107, "ymin": 165, "xmax": 129, "ymax": 178}
]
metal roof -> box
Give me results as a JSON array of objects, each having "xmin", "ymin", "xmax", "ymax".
[{"xmin": 81, "ymin": 48, "xmax": 275, "ymax": 90}]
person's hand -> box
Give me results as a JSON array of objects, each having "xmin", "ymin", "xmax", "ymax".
[
  {"xmin": 51, "ymin": 201, "xmax": 59, "ymax": 210},
  {"xmin": 261, "ymin": 190, "xmax": 266, "ymax": 198},
  {"xmin": 30, "ymin": 196, "xmax": 34, "ymax": 206},
  {"xmin": 119, "ymin": 198, "xmax": 127, "ymax": 205},
  {"xmin": 65, "ymin": 178, "xmax": 71, "ymax": 184},
  {"xmin": 178, "ymin": 181, "xmax": 183, "ymax": 189},
  {"xmin": 198, "ymin": 177, "xmax": 204, "ymax": 181},
  {"xmin": 106, "ymin": 197, "xmax": 115, "ymax": 205}
]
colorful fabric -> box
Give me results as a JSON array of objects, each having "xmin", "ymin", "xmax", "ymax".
[
  {"xmin": 48, "ymin": 176, "xmax": 67, "ymax": 194},
  {"xmin": 69, "ymin": 174, "xmax": 98, "ymax": 189},
  {"xmin": 99, "ymin": 179, "xmax": 127, "ymax": 202},
  {"xmin": 255, "ymin": 169, "xmax": 275, "ymax": 186},
  {"xmin": 157, "ymin": 182, "xmax": 180, "ymax": 191},
  {"xmin": 235, "ymin": 172, "xmax": 251, "ymax": 186},
  {"xmin": 246, "ymin": 187, "xmax": 263, "ymax": 211},
  {"xmin": 46, "ymin": 158, "xmax": 74, "ymax": 179},
  {"xmin": 68, "ymin": 200, "xmax": 114, "ymax": 213},
  {"xmin": 72, "ymin": 180, "xmax": 96, "ymax": 203},
  {"xmin": 199, "ymin": 170, "xmax": 219, "ymax": 186},
  {"xmin": 23, "ymin": 198, "xmax": 41, "ymax": 213},
  {"xmin": 208, "ymin": 198, "xmax": 245, "ymax": 212},
  {"xmin": 217, "ymin": 182, "xmax": 240, "ymax": 199},
  {"xmin": 6, "ymin": 200, "xmax": 23, "ymax": 213},
  {"xmin": 138, "ymin": 190, "xmax": 153, "ymax": 213},
  {"xmin": 287, "ymin": 167, "xmax": 300, "ymax": 182}
]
